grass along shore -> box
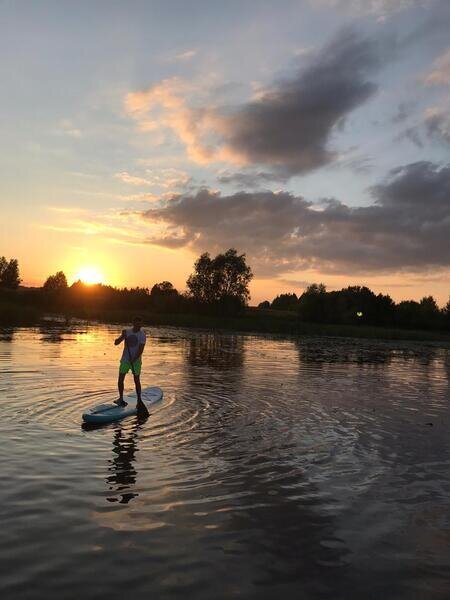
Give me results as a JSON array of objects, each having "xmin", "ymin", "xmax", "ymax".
[{"xmin": 1, "ymin": 301, "xmax": 450, "ymax": 343}]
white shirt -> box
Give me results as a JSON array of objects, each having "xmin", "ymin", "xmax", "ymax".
[{"xmin": 121, "ymin": 328, "xmax": 146, "ymax": 362}]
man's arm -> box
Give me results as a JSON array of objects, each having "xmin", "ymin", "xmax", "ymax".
[
  {"xmin": 114, "ymin": 329, "xmax": 126, "ymax": 345},
  {"xmin": 135, "ymin": 343, "xmax": 145, "ymax": 359}
]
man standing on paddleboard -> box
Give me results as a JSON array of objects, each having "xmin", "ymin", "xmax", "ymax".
[{"xmin": 114, "ymin": 316, "xmax": 146, "ymax": 410}]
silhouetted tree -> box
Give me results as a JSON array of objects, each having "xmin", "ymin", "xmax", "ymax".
[
  {"xmin": 271, "ymin": 293, "xmax": 298, "ymax": 311},
  {"xmin": 258, "ymin": 300, "xmax": 271, "ymax": 309},
  {"xmin": 0, "ymin": 257, "xmax": 21, "ymax": 289},
  {"xmin": 443, "ymin": 297, "xmax": 450, "ymax": 330},
  {"xmin": 43, "ymin": 271, "xmax": 68, "ymax": 292},
  {"xmin": 338, "ymin": 286, "xmax": 385, "ymax": 325},
  {"xmin": 150, "ymin": 281, "xmax": 178, "ymax": 297},
  {"xmin": 419, "ymin": 296, "xmax": 441, "ymax": 329},
  {"xmin": 187, "ymin": 248, "xmax": 253, "ymax": 314},
  {"xmin": 396, "ymin": 300, "xmax": 422, "ymax": 329},
  {"xmin": 298, "ymin": 283, "xmax": 328, "ymax": 322},
  {"xmin": 150, "ymin": 281, "xmax": 180, "ymax": 312}
]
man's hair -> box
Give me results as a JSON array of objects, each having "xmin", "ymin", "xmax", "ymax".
[{"xmin": 133, "ymin": 315, "xmax": 143, "ymax": 322}]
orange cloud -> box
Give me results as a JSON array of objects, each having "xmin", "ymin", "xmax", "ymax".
[
  {"xmin": 423, "ymin": 47, "xmax": 450, "ymax": 86},
  {"xmin": 115, "ymin": 172, "xmax": 153, "ymax": 186},
  {"xmin": 125, "ymin": 78, "xmax": 233, "ymax": 165}
]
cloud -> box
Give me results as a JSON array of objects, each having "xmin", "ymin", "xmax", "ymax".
[
  {"xmin": 391, "ymin": 102, "xmax": 415, "ymax": 124},
  {"xmin": 57, "ymin": 118, "xmax": 82, "ymax": 138},
  {"xmin": 115, "ymin": 168, "xmax": 192, "ymax": 189},
  {"xmin": 423, "ymin": 47, "xmax": 450, "ymax": 86},
  {"xmin": 140, "ymin": 161, "xmax": 450, "ymax": 275},
  {"xmin": 115, "ymin": 172, "xmax": 153, "ymax": 186},
  {"xmin": 397, "ymin": 126, "xmax": 424, "ymax": 148},
  {"xmin": 125, "ymin": 77, "xmax": 219, "ymax": 163},
  {"xmin": 398, "ymin": 103, "xmax": 450, "ymax": 147},
  {"xmin": 217, "ymin": 170, "xmax": 287, "ymax": 187},
  {"xmin": 218, "ymin": 29, "xmax": 384, "ymax": 176},
  {"xmin": 311, "ymin": 0, "xmax": 432, "ymax": 19},
  {"xmin": 145, "ymin": 168, "xmax": 191, "ymax": 189},
  {"xmin": 174, "ymin": 49, "xmax": 197, "ymax": 61},
  {"xmin": 424, "ymin": 105, "xmax": 450, "ymax": 144},
  {"xmin": 125, "ymin": 29, "xmax": 387, "ymax": 177},
  {"xmin": 332, "ymin": 151, "xmax": 374, "ymax": 174},
  {"xmin": 41, "ymin": 206, "xmax": 160, "ymax": 247}
]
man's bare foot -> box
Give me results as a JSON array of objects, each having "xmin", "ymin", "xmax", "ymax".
[{"xmin": 114, "ymin": 398, "xmax": 128, "ymax": 407}]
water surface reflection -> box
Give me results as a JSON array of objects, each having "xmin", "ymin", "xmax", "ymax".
[{"xmin": 0, "ymin": 326, "xmax": 449, "ymax": 600}]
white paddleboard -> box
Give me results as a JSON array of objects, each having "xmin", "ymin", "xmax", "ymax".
[{"xmin": 82, "ymin": 386, "xmax": 163, "ymax": 424}]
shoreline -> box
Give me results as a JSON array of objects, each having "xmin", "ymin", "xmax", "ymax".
[{"xmin": 1, "ymin": 306, "xmax": 450, "ymax": 344}]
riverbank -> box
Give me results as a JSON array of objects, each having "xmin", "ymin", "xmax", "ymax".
[{"xmin": 2, "ymin": 301, "xmax": 450, "ymax": 343}]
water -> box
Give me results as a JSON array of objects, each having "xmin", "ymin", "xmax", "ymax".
[{"xmin": 1, "ymin": 324, "xmax": 449, "ymax": 599}]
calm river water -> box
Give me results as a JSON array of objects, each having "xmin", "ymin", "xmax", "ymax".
[{"xmin": 0, "ymin": 324, "xmax": 449, "ymax": 599}]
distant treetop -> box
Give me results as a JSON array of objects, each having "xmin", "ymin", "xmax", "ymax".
[
  {"xmin": 0, "ymin": 256, "xmax": 21, "ymax": 289},
  {"xmin": 43, "ymin": 271, "xmax": 68, "ymax": 292}
]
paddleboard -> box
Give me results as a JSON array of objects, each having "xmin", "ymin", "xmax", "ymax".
[{"xmin": 82, "ymin": 386, "xmax": 163, "ymax": 424}]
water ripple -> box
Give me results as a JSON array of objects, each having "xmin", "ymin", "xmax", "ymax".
[{"xmin": 0, "ymin": 325, "xmax": 449, "ymax": 599}]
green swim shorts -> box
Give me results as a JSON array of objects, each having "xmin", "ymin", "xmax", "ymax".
[{"xmin": 119, "ymin": 358, "xmax": 142, "ymax": 375}]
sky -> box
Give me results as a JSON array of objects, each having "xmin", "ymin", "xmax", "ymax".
[{"xmin": 1, "ymin": 0, "xmax": 449, "ymax": 305}]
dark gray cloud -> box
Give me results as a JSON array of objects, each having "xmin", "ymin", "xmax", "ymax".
[
  {"xmin": 143, "ymin": 161, "xmax": 450, "ymax": 275},
  {"xmin": 217, "ymin": 170, "xmax": 286, "ymax": 188},
  {"xmin": 217, "ymin": 29, "xmax": 385, "ymax": 177}
]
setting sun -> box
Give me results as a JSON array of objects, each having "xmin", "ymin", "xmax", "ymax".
[{"xmin": 74, "ymin": 266, "xmax": 105, "ymax": 285}]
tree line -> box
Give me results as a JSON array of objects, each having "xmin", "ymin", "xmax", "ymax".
[
  {"xmin": 261, "ymin": 284, "xmax": 450, "ymax": 331},
  {"xmin": 1, "ymin": 252, "xmax": 449, "ymax": 331},
  {"xmin": 0, "ymin": 249, "xmax": 253, "ymax": 317}
]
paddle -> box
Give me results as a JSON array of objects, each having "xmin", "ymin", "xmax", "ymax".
[{"xmin": 124, "ymin": 330, "xmax": 149, "ymax": 418}]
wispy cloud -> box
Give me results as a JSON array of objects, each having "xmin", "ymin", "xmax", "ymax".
[
  {"xmin": 115, "ymin": 172, "xmax": 153, "ymax": 186},
  {"xmin": 57, "ymin": 118, "xmax": 82, "ymax": 138},
  {"xmin": 422, "ymin": 47, "xmax": 450, "ymax": 86},
  {"xmin": 115, "ymin": 168, "xmax": 192, "ymax": 190},
  {"xmin": 397, "ymin": 102, "xmax": 450, "ymax": 147},
  {"xmin": 425, "ymin": 104, "xmax": 450, "ymax": 144},
  {"xmin": 174, "ymin": 49, "xmax": 197, "ymax": 61},
  {"xmin": 40, "ymin": 206, "xmax": 164, "ymax": 247},
  {"xmin": 311, "ymin": 0, "xmax": 432, "ymax": 19},
  {"xmin": 125, "ymin": 77, "xmax": 219, "ymax": 164}
]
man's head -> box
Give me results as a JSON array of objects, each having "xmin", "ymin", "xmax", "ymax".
[{"xmin": 132, "ymin": 315, "xmax": 143, "ymax": 330}]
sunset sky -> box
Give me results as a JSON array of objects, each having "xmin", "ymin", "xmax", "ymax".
[{"xmin": 1, "ymin": 0, "xmax": 449, "ymax": 305}]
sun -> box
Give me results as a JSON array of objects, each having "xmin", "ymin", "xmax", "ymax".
[{"xmin": 74, "ymin": 266, "xmax": 105, "ymax": 285}]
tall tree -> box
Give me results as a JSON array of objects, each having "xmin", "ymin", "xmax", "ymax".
[
  {"xmin": 298, "ymin": 283, "xmax": 328, "ymax": 322},
  {"xmin": 150, "ymin": 281, "xmax": 178, "ymax": 297},
  {"xmin": 187, "ymin": 249, "xmax": 253, "ymax": 311},
  {"xmin": 150, "ymin": 281, "xmax": 180, "ymax": 312},
  {"xmin": 43, "ymin": 271, "xmax": 68, "ymax": 292},
  {"xmin": 0, "ymin": 257, "xmax": 21, "ymax": 289},
  {"xmin": 271, "ymin": 293, "xmax": 298, "ymax": 311}
]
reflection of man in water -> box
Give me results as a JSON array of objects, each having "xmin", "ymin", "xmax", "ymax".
[
  {"xmin": 114, "ymin": 316, "xmax": 146, "ymax": 409},
  {"xmin": 106, "ymin": 421, "xmax": 139, "ymax": 504}
]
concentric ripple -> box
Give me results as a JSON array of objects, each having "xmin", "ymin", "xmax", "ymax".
[{"xmin": 0, "ymin": 325, "xmax": 449, "ymax": 600}]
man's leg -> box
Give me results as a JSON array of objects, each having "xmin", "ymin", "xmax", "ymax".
[
  {"xmin": 116, "ymin": 372, "xmax": 127, "ymax": 405},
  {"xmin": 133, "ymin": 374, "xmax": 142, "ymax": 404}
]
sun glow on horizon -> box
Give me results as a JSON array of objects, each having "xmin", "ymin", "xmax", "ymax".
[{"xmin": 73, "ymin": 266, "xmax": 105, "ymax": 285}]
